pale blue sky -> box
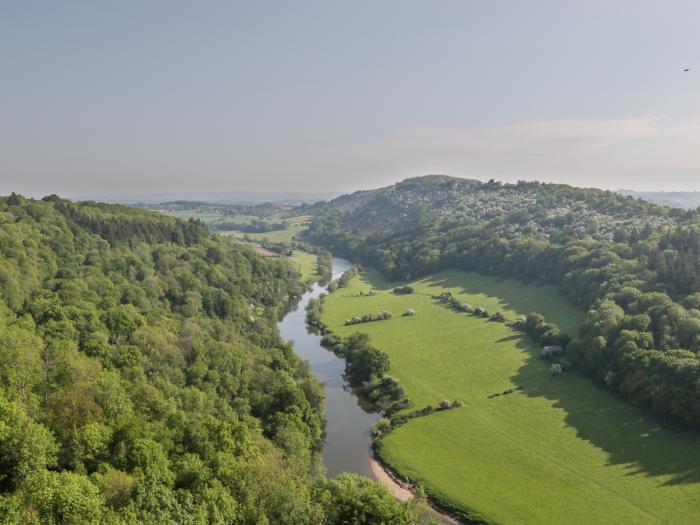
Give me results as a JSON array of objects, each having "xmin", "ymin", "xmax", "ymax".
[{"xmin": 2, "ymin": 1, "xmax": 700, "ymax": 196}]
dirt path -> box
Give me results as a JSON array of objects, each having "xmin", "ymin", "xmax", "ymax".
[
  {"xmin": 370, "ymin": 458, "xmax": 461, "ymax": 524},
  {"xmin": 370, "ymin": 457, "xmax": 414, "ymax": 501}
]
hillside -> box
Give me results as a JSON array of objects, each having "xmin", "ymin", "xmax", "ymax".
[
  {"xmin": 0, "ymin": 194, "xmax": 422, "ymax": 524},
  {"xmin": 305, "ymin": 176, "xmax": 700, "ymax": 426},
  {"xmin": 307, "ymin": 175, "xmax": 690, "ymax": 244}
]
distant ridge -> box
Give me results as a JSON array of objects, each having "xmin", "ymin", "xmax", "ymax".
[
  {"xmin": 618, "ymin": 189, "xmax": 700, "ymax": 210},
  {"xmin": 69, "ymin": 190, "xmax": 342, "ymax": 206}
]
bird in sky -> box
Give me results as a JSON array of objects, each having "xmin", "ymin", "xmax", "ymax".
[{"xmin": 684, "ymin": 68, "xmax": 690, "ymax": 71}]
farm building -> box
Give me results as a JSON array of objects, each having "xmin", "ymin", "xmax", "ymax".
[{"xmin": 541, "ymin": 345, "xmax": 564, "ymax": 358}]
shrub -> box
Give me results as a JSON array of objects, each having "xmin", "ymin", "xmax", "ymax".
[
  {"xmin": 371, "ymin": 418, "xmax": 393, "ymax": 437},
  {"xmin": 344, "ymin": 311, "xmax": 392, "ymax": 325},
  {"xmin": 550, "ymin": 363, "xmax": 563, "ymax": 375},
  {"xmin": 403, "ymin": 308, "xmax": 415, "ymax": 316},
  {"xmin": 321, "ymin": 334, "xmax": 340, "ymax": 347},
  {"xmin": 491, "ymin": 312, "xmax": 505, "ymax": 322},
  {"xmin": 438, "ymin": 399, "xmax": 452, "ymax": 409}
]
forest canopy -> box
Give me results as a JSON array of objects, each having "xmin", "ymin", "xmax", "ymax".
[{"xmin": 0, "ymin": 195, "xmax": 422, "ymax": 524}]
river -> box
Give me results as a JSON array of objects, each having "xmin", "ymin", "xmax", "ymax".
[{"xmin": 278, "ymin": 256, "xmax": 381, "ymax": 477}]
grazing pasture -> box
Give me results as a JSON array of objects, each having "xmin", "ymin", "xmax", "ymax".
[{"xmin": 320, "ymin": 269, "xmax": 700, "ymax": 524}]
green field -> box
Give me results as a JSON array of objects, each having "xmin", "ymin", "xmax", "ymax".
[
  {"xmin": 320, "ymin": 269, "xmax": 700, "ymax": 524},
  {"xmin": 288, "ymin": 250, "xmax": 320, "ymax": 282},
  {"xmin": 223, "ymin": 214, "xmax": 309, "ymax": 244}
]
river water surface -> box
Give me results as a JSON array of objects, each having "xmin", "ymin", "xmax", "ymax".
[{"xmin": 278, "ymin": 257, "xmax": 380, "ymax": 477}]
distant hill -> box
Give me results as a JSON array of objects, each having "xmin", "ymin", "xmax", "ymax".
[
  {"xmin": 306, "ymin": 175, "xmax": 690, "ymax": 244},
  {"xmin": 618, "ymin": 189, "xmax": 700, "ymax": 210}
]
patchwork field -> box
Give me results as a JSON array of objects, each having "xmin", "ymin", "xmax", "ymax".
[
  {"xmin": 223, "ymin": 214, "xmax": 310, "ymax": 244},
  {"xmin": 320, "ymin": 269, "xmax": 700, "ymax": 524}
]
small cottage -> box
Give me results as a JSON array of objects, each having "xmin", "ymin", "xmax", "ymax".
[{"xmin": 541, "ymin": 345, "xmax": 564, "ymax": 358}]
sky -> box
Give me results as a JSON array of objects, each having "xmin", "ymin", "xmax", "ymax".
[{"xmin": 2, "ymin": 0, "xmax": 700, "ymax": 198}]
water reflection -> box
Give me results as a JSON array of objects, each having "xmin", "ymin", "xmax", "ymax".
[{"xmin": 278, "ymin": 257, "xmax": 380, "ymax": 478}]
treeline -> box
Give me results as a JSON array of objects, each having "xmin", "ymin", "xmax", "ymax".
[
  {"xmin": 327, "ymin": 265, "xmax": 359, "ymax": 293},
  {"xmin": 514, "ymin": 312, "xmax": 570, "ymax": 348},
  {"xmin": 0, "ymin": 195, "xmax": 427, "ymax": 524},
  {"xmin": 316, "ymin": 251, "xmax": 333, "ymax": 283},
  {"xmin": 214, "ymin": 219, "xmax": 287, "ymax": 234},
  {"xmin": 50, "ymin": 197, "xmax": 207, "ymax": 246},
  {"xmin": 304, "ymin": 176, "xmax": 700, "ymax": 426},
  {"xmin": 321, "ymin": 333, "xmax": 410, "ymax": 414},
  {"xmin": 344, "ymin": 310, "xmax": 393, "ymax": 326}
]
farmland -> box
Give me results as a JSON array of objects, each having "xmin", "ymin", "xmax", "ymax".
[
  {"xmin": 320, "ymin": 269, "xmax": 700, "ymax": 524},
  {"xmin": 222, "ymin": 214, "xmax": 311, "ymax": 244}
]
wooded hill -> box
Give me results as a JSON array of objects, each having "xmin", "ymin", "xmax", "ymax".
[
  {"xmin": 304, "ymin": 175, "xmax": 700, "ymax": 426},
  {"xmin": 0, "ymin": 194, "xmax": 422, "ymax": 524}
]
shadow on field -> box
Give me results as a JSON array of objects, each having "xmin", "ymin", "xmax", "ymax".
[
  {"xmin": 509, "ymin": 335, "xmax": 700, "ymax": 487},
  {"xmin": 357, "ymin": 267, "xmax": 700, "ymax": 486},
  {"xmin": 416, "ymin": 271, "xmax": 583, "ymax": 334}
]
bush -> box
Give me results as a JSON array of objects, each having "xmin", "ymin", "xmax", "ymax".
[
  {"xmin": 491, "ymin": 312, "xmax": 505, "ymax": 322},
  {"xmin": 393, "ymin": 286, "xmax": 414, "ymax": 295},
  {"xmin": 438, "ymin": 399, "xmax": 452, "ymax": 409},
  {"xmin": 344, "ymin": 311, "xmax": 392, "ymax": 325},
  {"xmin": 321, "ymin": 334, "xmax": 340, "ymax": 347},
  {"xmin": 371, "ymin": 418, "xmax": 393, "ymax": 437},
  {"xmin": 403, "ymin": 308, "xmax": 415, "ymax": 316},
  {"xmin": 550, "ymin": 363, "xmax": 563, "ymax": 375}
]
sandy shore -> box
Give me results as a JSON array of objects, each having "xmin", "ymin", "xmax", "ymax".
[
  {"xmin": 369, "ymin": 457, "xmax": 460, "ymax": 524},
  {"xmin": 369, "ymin": 457, "xmax": 414, "ymax": 501}
]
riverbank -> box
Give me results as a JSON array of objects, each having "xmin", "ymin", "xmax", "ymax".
[
  {"xmin": 369, "ymin": 457, "xmax": 412, "ymax": 502},
  {"xmin": 370, "ymin": 456, "xmax": 463, "ymax": 525},
  {"xmin": 277, "ymin": 257, "xmax": 380, "ymax": 478}
]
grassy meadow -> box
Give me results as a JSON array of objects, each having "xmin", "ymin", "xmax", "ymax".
[
  {"xmin": 288, "ymin": 250, "xmax": 321, "ymax": 282},
  {"xmin": 320, "ymin": 269, "xmax": 700, "ymax": 524}
]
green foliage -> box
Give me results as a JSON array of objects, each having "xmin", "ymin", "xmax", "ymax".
[
  {"xmin": 322, "ymin": 473, "xmax": 415, "ymax": 525},
  {"xmin": 343, "ymin": 333, "xmax": 390, "ymax": 384},
  {"xmin": 327, "ymin": 265, "xmax": 359, "ymax": 292},
  {"xmin": 22, "ymin": 470, "xmax": 105, "ymax": 525},
  {"xmin": 0, "ymin": 395, "xmax": 58, "ymax": 491},
  {"xmin": 0, "ymin": 196, "xmax": 416, "ymax": 524}
]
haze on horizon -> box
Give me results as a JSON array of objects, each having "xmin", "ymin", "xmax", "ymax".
[{"xmin": 2, "ymin": 0, "xmax": 700, "ymax": 198}]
